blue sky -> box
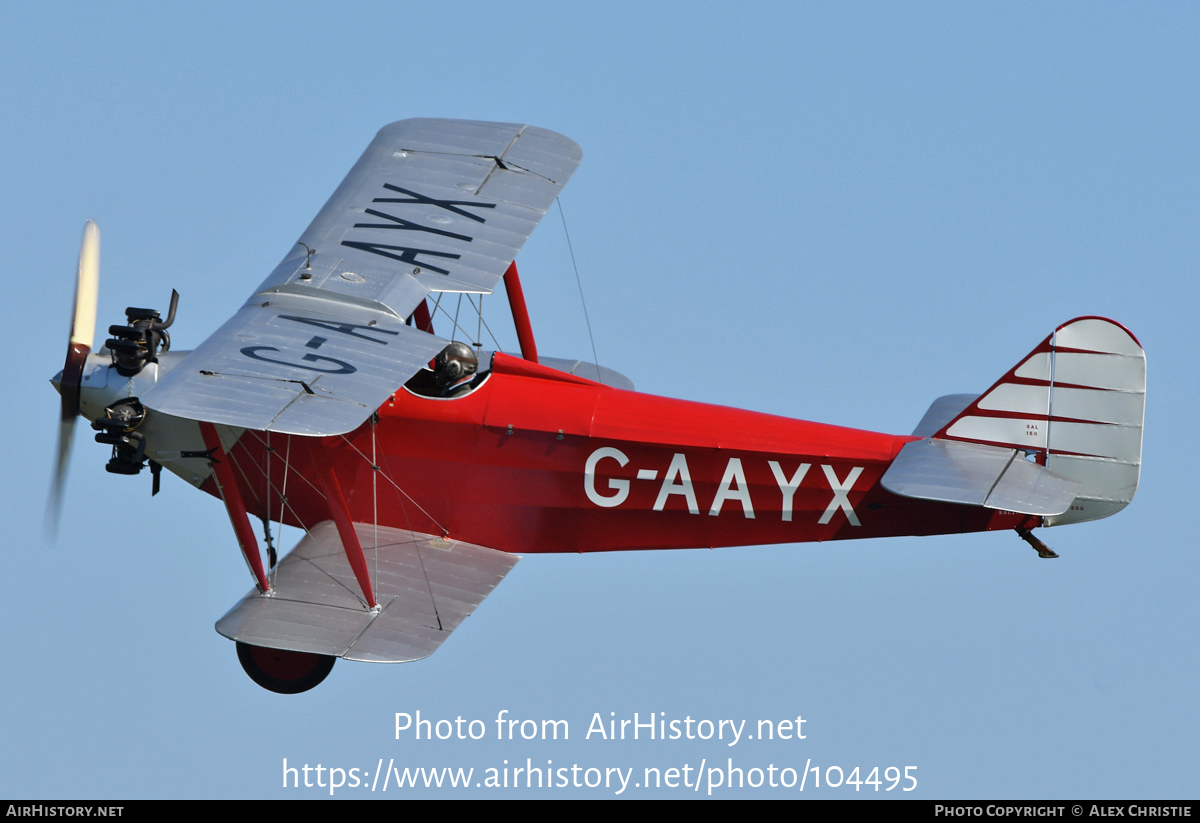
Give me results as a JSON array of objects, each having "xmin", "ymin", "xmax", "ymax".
[{"xmin": 2, "ymin": 2, "xmax": 1197, "ymax": 798}]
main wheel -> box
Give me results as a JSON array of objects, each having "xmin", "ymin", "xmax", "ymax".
[{"xmin": 236, "ymin": 642, "xmax": 336, "ymax": 694}]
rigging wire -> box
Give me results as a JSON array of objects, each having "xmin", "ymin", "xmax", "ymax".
[
  {"xmin": 242, "ymin": 430, "xmax": 327, "ymax": 500},
  {"xmin": 223, "ymin": 431, "xmax": 372, "ymax": 608},
  {"xmin": 337, "ymin": 434, "xmax": 448, "ymax": 536},
  {"xmin": 225, "ymin": 436, "xmax": 264, "ymax": 511},
  {"xmin": 375, "ymin": 448, "xmax": 444, "ymax": 632},
  {"xmin": 466, "ymin": 294, "xmax": 504, "ymax": 351},
  {"xmin": 432, "ymin": 298, "xmax": 489, "ymax": 349},
  {"xmin": 429, "ymin": 291, "xmax": 503, "ymax": 353},
  {"xmin": 334, "ymin": 429, "xmax": 448, "ymax": 628},
  {"xmin": 221, "ymin": 433, "xmax": 286, "ymax": 584},
  {"xmin": 335, "ymin": 431, "xmax": 445, "ymax": 632},
  {"xmin": 237, "ymin": 431, "xmax": 324, "ymax": 535},
  {"xmin": 429, "ymin": 292, "xmax": 443, "ymax": 330},
  {"xmin": 557, "ymin": 197, "xmax": 602, "ymax": 381},
  {"xmin": 272, "ymin": 433, "xmax": 293, "ymax": 591},
  {"xmin": 476, "ymin": 294, "xmax": 484, "ymax": 352},
  {"xmin": 372, "ymin": 414, "xmax": 379, "ymax": 605},
  {"xmin": 216, "ymin": 438, "xmax": 274, "ymax": 589},
  {"xmin": 261, "ymin": 430, "xmax": 276, "ymax": 572}
]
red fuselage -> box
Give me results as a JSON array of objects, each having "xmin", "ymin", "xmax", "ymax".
[{"xmin": 213, "ymin": 352, "xmax": 1026, "ymax": 554}]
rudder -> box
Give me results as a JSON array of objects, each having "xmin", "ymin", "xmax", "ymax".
[{"xmin": 934, "ymin": 317, "xmax": 1145, "ymax": 526}]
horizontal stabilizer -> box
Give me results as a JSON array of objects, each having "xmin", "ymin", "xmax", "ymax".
[
  {"xmin": 912, "ymin": 394, "xmax": 979, "ymax": 437},
  {"xmin": 881, "ymin": 437, "xmax": 1082, "ymax": 516},
  {"xmin": 216, "ymin": 521, "xmax": 518, "ymax": 663},
  {"xmin": 538, "ymin": 356, "xmax": 635, "ymax": 391}
]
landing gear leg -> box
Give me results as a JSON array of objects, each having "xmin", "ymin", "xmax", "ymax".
[
  {"xmin": 1016, "ymin": 527, "xmax": 1059, "ymax": 559},
  {"xmin": 236, "ymin": 642, "xmax": 336, "ymax": 694}
]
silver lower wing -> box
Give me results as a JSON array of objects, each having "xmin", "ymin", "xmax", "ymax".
[
  {"xmin": 215, "ymin": 522, "xmax": 518, "ymax": 663},
  {"xmin": 881, "ymin": 437, "xmax": 1083, "ymax": 516}
]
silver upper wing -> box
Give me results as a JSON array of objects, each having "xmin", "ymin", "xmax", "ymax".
[{"xmin": 142, "ymin": 119, "xmax": 582, "ymax": 435}]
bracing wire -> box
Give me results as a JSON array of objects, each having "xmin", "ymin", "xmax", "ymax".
[
  {"xmin": 557, "ymin": 197, "xmax": 602, "ymax": 381},
  {"xmin": 476, "ymin": 294, "xmax": 484, "ymax": 351},
  {"xmin": 225, "ymin": 439, "xmax": 264, "ymax": 511},
  {"xmin": 262, "ymin": 430, "xmax": 276, "ymax": 572},
  {"xmin": 429, "ymin": 292, "xmax": 443, "ymax": 329},
  {"xmin": 466, "ymin": 294, "xmax": 504, "ymax": 351},
  {"xmin": 337, "ymin": 435, "xmax": 448, "ymax": 536},
  {"xmin": 273, "ymin": 434, "xmax": 292, "ymax": 590},
  {"xmin": 237, "ymin": 431, "xmax": 322, "ymax": 543},
  {"xmin": 227, "ymin": 431, "xmax": 375, "ymax": 607},
  {"xmin": 219, "ymin": 442, "xmax": 274, "ymax": 589},
  {"xmin": 412, "ymin": 529, "xmax": 444, "ymax": 631},
  {"xmin": 242, "ymin": 430, "xmax": 326, "ymax": 500},
  {"xmin": 340, "ymin": 434, "xmax": 444, "ymax": 631},
  {"xmin": 372, "ymin": 414, "xmax": 379, "ymax": 606},
  {"xmin": 433, "ymin": 298, "xmax": 489, "ymax": 348},
  {"xmin": 376, "ymin": 448, "xmax": 445, "ymax": 632}
]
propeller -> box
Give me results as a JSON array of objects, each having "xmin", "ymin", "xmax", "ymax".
[{"xmin": 45, "ymin": 220, "xmax": 100, "ymax": 541}]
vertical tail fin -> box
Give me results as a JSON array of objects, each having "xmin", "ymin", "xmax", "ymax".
[{"xmin": 935, "ymin": 317, "xmax": 1145, "ymax": 526}]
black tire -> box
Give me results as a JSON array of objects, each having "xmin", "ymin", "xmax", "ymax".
[{"xmin": 236, "ymin": 642, "xmax": 336, "ymax": 694}]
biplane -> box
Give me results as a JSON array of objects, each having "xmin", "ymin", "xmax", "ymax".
[{"xmin": 49, "ymin": 119, "xmax": 1146, "ymax": 693}]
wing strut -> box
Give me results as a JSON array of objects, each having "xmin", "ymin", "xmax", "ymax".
[
  {"xmin": 199, "ymin": 422, "xmax": 270, "ymax": 593},
  {"xmin": 307, "ymin": 439, "xmax": 378, "ymax": 609},
  {"xmin": 503, "ymin": 261, "xmax": 538, "ymax": 364},
  {"xmin": 411, "ymin": 299, "xmax": 434, "ymax": 334}
]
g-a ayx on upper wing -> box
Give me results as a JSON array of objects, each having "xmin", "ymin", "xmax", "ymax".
[{"xmin": 141, "ymin": 119, "xmax": 582, "ymax": 436}]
